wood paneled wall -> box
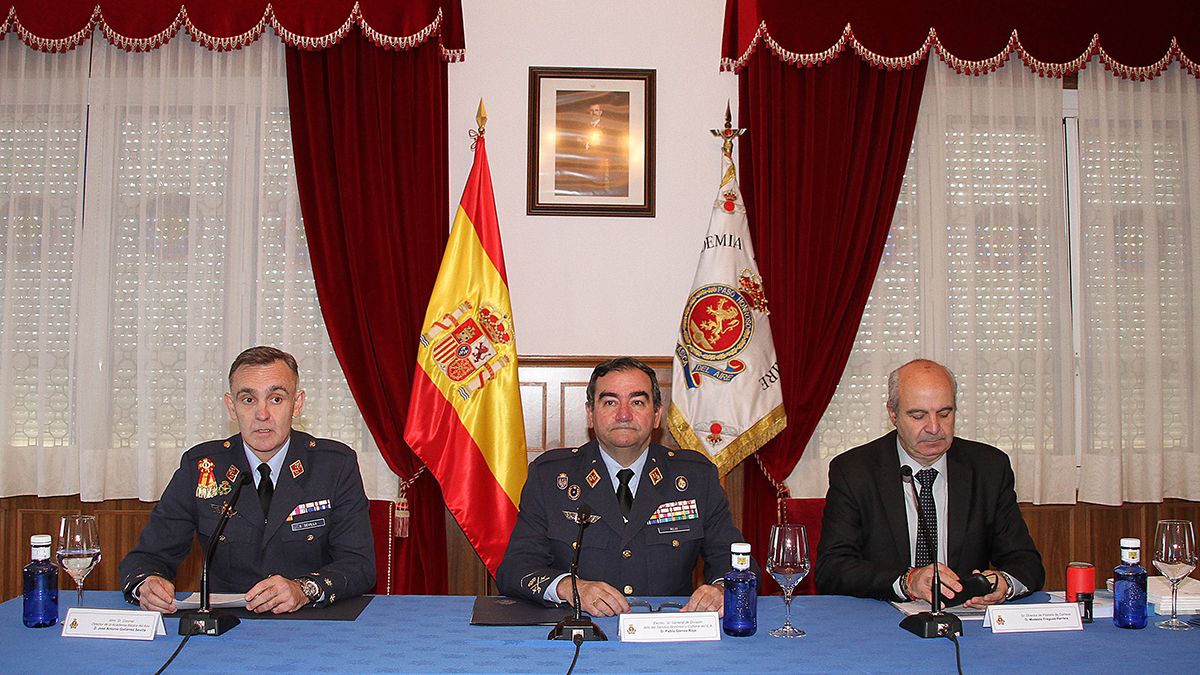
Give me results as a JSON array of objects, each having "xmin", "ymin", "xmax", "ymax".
[{"xmin": 3, "ymin": 356, "xmax": 1196, "ymax": 600}]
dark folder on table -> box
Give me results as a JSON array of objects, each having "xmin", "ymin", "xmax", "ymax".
[{"xmin": 470, "ymin": 596, "xmax": 573, "ymax": 626}]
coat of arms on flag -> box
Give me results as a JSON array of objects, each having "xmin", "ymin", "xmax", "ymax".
[
  {"xmin": 419, "ymin": 299, "xmax": 515, "ymax": 400},
  {"xmin": 667, "ymin": 107, "xmax": 786, "ymax": 475}
]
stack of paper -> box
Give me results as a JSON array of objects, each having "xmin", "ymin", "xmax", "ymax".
[{"xmin": 1148, "ymin": 576, "xmax": 1200, "ymax": 615}]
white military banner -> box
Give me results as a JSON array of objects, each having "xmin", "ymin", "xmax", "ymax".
[{"xmin": 667, "ymin": 115, "xmax": 786, "ymax": 475}]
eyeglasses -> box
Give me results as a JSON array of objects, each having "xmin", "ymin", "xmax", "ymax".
[{"xmin": 627, "ymin": 599, "xmax": 683, "ymax": 613}]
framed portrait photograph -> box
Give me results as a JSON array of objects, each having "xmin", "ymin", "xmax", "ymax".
[{"xmin": 527, "ymin": 67, "xmax": 655, "ymax": 217}]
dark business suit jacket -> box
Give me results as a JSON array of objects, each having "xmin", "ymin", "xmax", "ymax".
[
  {"xmin": 814, "ymin": 430, "xmax": 1044, "ymax": 600},
  {"xmin": 496, "ymin": 441, "xmax": 746, "ymax": 604},
  {"xmin": 119, "ymin": 431, "xmax": 375, "ymax": 606}
]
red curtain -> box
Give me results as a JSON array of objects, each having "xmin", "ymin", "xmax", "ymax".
[
  {"xmin": 738, "ymin": 50, "xmax": 927, "ymax": 591},
  {"xmin": 286, "ymin": 30, "xmax": 449, "ymax": 594},
  {"xmin": 2, "ymin": 1, "xmax": 464, "ymax": 54},
  {"xmin": 723, "ymin": 0, "xmax": 1199, "ymax": 69}
]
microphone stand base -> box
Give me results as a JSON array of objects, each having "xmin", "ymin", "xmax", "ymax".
[
  {"xmin": 900, "ymin": 611, "xmax": 963, "ymax": 638},
  {"xmin": 548, "ymin": 616, "xmax": 607, "ymax": 642},
  {"xmin": 178, "ymin": 609, "xmax": 241, "ymax": 636}
]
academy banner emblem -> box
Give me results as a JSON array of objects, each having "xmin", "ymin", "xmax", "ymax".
[{"xmin": 667, "ymin": 113, "xmax": 786, "ymax": 475}]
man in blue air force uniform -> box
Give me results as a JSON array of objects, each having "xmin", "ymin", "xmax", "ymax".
[
  {"xmin": 119, "ymin": 346, "xmax": 374, "ymax": 614},
  {"xmin": 497, "ymin": 357, "xmax": 749, "ymax": 616}
]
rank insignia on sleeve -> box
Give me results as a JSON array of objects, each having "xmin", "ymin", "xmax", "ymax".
[
  {"xmin": 585, "ymin": 468, "xmax": 601, "ymax": 489},
  {"xmin": 225, "ymin": 465, "xmax": 240, "ymax": 483},
  {"xmin": 195, "ymin": 457, "xmax": 218, "ymax": 499},
  {"xmin": 524, "ymin": 573, "xmax": 552, "ymax": 594},
  {"xmin": 557, "ymin": 473, "xmax": 569, "ymax": 490},
  {"xmin": 567, "ymin": 484, "xmax": 581, "ymax": 501},
  {"xmin": 290, "ymin": 460, "xmax": 304, "ymax": 479},
  {"xmin": 675, "ymin": 476, "xmax": 688, "ymax": 492},
  {"xmin": 649, "ymin": 467, "xmax": 663, "ymax": 486}
]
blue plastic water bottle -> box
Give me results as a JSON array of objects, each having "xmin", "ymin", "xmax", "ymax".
[
  {"xmin": 1112, "ymin": 537, "xmax": 1147, "ymax": 629},
  {"xmin": 23, "ymin": 534, "xmax": 58, "ymax": 628},
  {"xmin": 722, "ymin": 542, "xmax": 757, "ymax": 637}
]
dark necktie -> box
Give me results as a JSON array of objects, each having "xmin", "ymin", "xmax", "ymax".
[
  {"xmin": 616, "ymin": 468, "xmax": 634, "ymax": 518},
  {"xmin": 257, "ymin": 463, "xmax": 274, "ymax": 519},
  {"xmin": 914, "ymin": 468, "xmax": 938, "ymax": 568}
]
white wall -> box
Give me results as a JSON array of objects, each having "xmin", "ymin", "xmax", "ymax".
[{"xmin": 448, "ymin": 0, "xmax": 737, "ymax": 357}]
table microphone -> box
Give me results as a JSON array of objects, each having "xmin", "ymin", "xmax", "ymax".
[
  {"xmin": 179, "ymin": 471, "xmax": 248, "ymax": 636},
  {"xmin": 898, "ymin": 465, "xmax": 962, "ymax": 638},
  {"xmin": 548, "ymin": 503, "xmax": 607, "ymax": 642}
]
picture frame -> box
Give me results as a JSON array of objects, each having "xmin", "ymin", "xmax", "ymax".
[{"xmin": 527, "ymin": 67, "xmax": 656, "ymax": 217}]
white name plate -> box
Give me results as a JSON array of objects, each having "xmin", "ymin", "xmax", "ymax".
[
  {"xmin": 61, "ymin": 607, "xmax": 166, "ymax": 640},
  {"xmin": 983, "ymin": 603, "xmax": 1083, "ymax": 633},
  {"xmin": 618, "ymin": 611, "xmax": 721, "ymax": 642}
]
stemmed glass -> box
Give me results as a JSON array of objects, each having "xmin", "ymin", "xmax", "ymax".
[
  {"xmin": 1152, "ymin": 519, "xmax": 1196, "ymax": 630},
  {"xmin": 766, "ymin": 523, "xmax": 810, "ymax": 638},
  {"xmin": 57, "ymin": 515, "xmax": 102, "ymax": 608}
]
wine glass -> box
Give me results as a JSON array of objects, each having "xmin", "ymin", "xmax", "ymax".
[
  {"xmin": 766, "ymin": 523, "xmax": 810, "ymax": 638},
  {"xmin": 57, "ymin": 515, "xmax": 102, "ymax": 608},
  {"xmin": 1153, "ymin": 519, "xmax": 1196, "ymax": 630}
]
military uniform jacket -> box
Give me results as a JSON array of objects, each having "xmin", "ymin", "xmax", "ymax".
[
  {"xmin": 496, "ymin": 441, "xmax": 746, "ymax": 604},
  {"xmin": 119, "ymin": 431, "xmax": 375, "ymax": 606}
]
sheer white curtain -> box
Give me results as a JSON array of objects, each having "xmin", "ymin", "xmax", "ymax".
[
  {"xmin": 1077, "ymin": 63, "xmax": 1200, "ymax": 504},
  {"xmin": 0, "ymin": 41, "xmax": 89, "ymax": 497},
  {"xmin": 0, "ymin": 35, "xmax": 395, "ymax": 501},
  {"xmin": 787, "ymin": 62, "xmax": 1076, "ymax": 504}
]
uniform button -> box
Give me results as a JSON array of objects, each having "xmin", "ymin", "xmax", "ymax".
[
  {"xmin": 572, "ymin": 541, "xmax": 578, "ymax": 550},
  {"xmin": 672, "ymin": 539, "xmax": 680, "ymax": 548},
  {"xmin": 307, "ymin": 534, "xmax": 314, "ymax": 541},
  {"xmin": 623, "ymin": 585, "xmax": 633, "ymax": 595},
  {"xmin": 218, "ymin": 535, "xmax": 226, "ymax": 542},
  {"xmin": 622, "ymin": 549, "xmax": 632, "ymax": 558}
]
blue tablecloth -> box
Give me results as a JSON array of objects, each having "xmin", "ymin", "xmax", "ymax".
[{"xmin": 0, "ymin": 592, "xmax": 1193, "ymax": 674}]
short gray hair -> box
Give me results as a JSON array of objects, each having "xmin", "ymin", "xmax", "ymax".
[{"xmin": 887, "ymin": 359, "xmax": 957, "ymax": 412}]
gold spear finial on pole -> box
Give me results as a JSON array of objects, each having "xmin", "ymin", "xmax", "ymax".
[
  {"xmin": 710, "ymin": 100, "xmax": 746, "ymax": 158},
  {"xmin": 476, "ymin": 99, "xmax": 488, "ymax": 132},
  {"xmin": 711, "ymin": 101, "xmax": 746, "ymax": 186}
]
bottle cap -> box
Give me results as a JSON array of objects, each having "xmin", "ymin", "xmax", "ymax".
[
  {"xmin": 731, "ymin": 542, "xmax": 751, "ymax": 554},
  {"xmin": 1120, "ymin": 537, "xmax": 1140, "ymax": 549},
  {"xmin": 30, "ymin": 534, "xmax": 52, "ymax": 547}
]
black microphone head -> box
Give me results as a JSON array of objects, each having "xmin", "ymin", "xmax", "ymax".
[
  {"xmin": 900, "ymin": 465, "xmax": 913, "ymax": 480},
  {"xmin": 577, "ymin": 503, "xmax": 592, "ymax": 520}
]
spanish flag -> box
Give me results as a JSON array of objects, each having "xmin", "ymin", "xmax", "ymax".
[{"xmin": 404, "ymin": 122, "xmax": 527, "ymax": 575}]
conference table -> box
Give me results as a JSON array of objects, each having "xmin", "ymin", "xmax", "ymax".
[{"xmin": 0, "ymin": 592, "xmax": 1192, "ymax": 673}]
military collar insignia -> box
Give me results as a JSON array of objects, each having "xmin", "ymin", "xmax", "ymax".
[
  {"xmin": 585, "ymin": 468, "xmax": 601, "ymax": 489},
  {"xmin": 649, "ymin": 466, "xmax": 663, "ymax": 486},
  {"xmin": 290, "ymin": 459, "xmax": 305, "ymax": 479},
  {"xmin": 225, "ymin": 465, "xmax": 240, "ymax": 483}
]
